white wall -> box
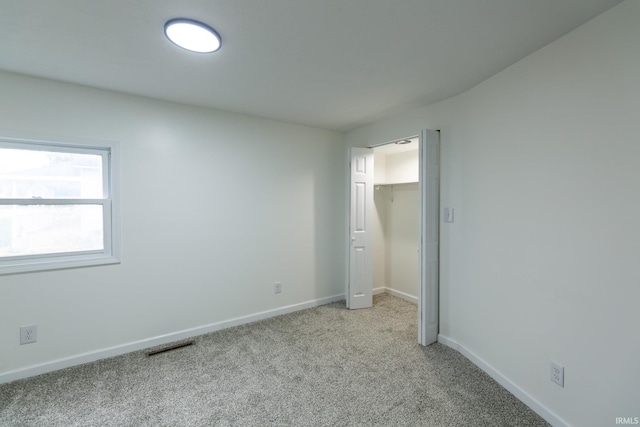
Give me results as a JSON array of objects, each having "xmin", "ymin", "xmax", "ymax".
[
  {"xmin": 0, "ymin": 71, "xmax": 346, "ymax": 378},
  {"xmin": 373, "ymin": 185, "xmax": 388, "ymax": 292},
  {"xmin": 374, "ymin": 149, "xmax": 419, "ymax": 185},
  {"xmin": 347, "ymin": 1, "xmax": 640, "ymax": 426},
  {"xmin": 384, "ymin": 183, "xmax": 419, "ymax": 300},
  {"xmin": 385, "ymin": 151, "xmax": 419, "ymax": 184},
  {"xmin": 373, "ymin": 151, "xmax": 387, "ymax": 184}
]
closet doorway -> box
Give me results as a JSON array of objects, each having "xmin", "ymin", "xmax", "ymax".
[
  {"xmin": 372, "ymin": 138, "xmax": 420, "ymax": 305},
  {"xmin": 347, "ymin": 129, "xmax": 439, "ymax": 346}
]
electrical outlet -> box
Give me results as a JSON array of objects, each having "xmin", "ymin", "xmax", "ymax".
[
  {"xmin": 274, "ymin": 282, "xmax": 282, "ymax": 294},
  {"xmin": 20, "ymin": 325, "xmax": 38, "ymax": 345},
  {"xmin": 550, "ymin": 361, "xmax": 564, "ymax": 387}
]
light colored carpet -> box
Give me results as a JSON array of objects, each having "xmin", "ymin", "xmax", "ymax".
[{"xmin": 0, "ymin": 294, "xmax": 548, "ymax": 426}]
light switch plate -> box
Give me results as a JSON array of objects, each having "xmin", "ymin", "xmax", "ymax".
[{"xmin": 444, "ymin": 207, "xmax": 454, "ymax": 223}]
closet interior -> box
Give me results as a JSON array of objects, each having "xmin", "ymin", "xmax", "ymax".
[{"xmin": 372, "ymin": 138, "xmax": 419, "ymax": 304}]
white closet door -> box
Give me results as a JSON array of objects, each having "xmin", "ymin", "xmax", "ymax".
[
  {"xmin": 419, "ymin": 129, "xmax": 440, "ymax": 345},
  {"xmin": 347, "ymin": 147, "xmax": 374, "ymax": 309}
]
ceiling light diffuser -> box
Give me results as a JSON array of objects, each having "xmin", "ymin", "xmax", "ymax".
[{"xmin": 164, "ymin": 19, "xmax": 221, "ymax": 53}]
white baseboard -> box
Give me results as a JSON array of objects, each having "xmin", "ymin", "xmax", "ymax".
[
  {"xmin": 0, "ymin": 293, "xmax": 345, "ymax": 385},
  {"xmin": 373, "ymin": 286, "xmax": 418, "ymax": 305},
  {"xmin": 437, "ymin": 334, "xmax": 570, "ymax": 427},
  {"xmin": 384, "ymin": 288, "xmax": 418, "ymax": 305}
]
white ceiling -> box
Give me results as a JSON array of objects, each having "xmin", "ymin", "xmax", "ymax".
[{"xmin": 0, "ymin": 0, "xmax": 623, "ymax": 132}]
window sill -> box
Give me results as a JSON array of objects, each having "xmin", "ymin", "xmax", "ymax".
[{"xmin": 0, "ymin": 254, "xmax": 121, "ymax": 276}]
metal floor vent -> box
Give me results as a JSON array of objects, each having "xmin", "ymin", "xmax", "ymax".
[{"xmin": 146, "ymin": 340, "xmax": 195, "ymax": 357}]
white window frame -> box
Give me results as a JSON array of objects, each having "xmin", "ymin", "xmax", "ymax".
[{"xmin": 0, "ymin": 135, "xmax": 120, "ymax": 275}]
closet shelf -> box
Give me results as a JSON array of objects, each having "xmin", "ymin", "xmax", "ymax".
[{"xmin": 374, "ymin": 181, "xmax": 418, "ymax": 186}]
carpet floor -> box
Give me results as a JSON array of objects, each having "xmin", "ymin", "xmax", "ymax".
[{"xmin": 0, "ymin": 294, "xmax": 548, "ymax": 426}]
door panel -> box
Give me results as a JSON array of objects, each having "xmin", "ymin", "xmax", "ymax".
[
  {"xmin": 348, "ymin": 147, "xmax": 373, "ymax": 309},
  {"xmin": 354, "ymin": 183, "xmax": 366, "ymax": 231},
  {"xmin": 418, "ymin": 129, "xmax": 440, "ymax": 345}
]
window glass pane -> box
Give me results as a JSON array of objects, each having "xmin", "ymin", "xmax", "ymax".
[
  {"xmin": 0, "ymin": 148, "xmax": 103, "ymax": 199},
  {"xmin": 0, "ymin": 205, "xmax": 104, "ymax": 257}
]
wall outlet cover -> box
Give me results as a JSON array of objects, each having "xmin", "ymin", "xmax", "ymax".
[
  {"xmin": 550, "ymin": 361, "xmax": 564, "ymax": 387},
  {"xmin": 20, "ymin": 325, "xmax": 38, "ymax": 345}
]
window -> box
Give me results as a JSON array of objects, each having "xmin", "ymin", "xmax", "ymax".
[{"xmin": 0, "ymin": 136, "xmax": 120, "ymax": 275}]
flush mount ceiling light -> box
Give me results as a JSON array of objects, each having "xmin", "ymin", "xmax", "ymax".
[
  {"xmin": 164, "ymin": 18, "xmax": 221, "ymax": 53},
  {"xmin": 395, "ymin": 139, "xmax": 412, "ymax": 145}
]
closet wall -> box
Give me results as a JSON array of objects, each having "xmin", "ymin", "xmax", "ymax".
[{"xmin": 373, "ymin": 145, "xmax": 419, "ymax": 303}]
